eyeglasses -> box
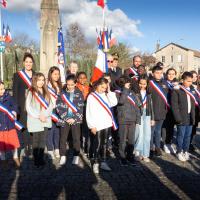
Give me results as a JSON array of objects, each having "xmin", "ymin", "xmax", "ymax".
[{"xmin": 107, "ymin": 60, "xmax": 113, "ymax": 63}]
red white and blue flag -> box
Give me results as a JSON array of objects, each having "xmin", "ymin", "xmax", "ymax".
[
  {"xmin": 91, "ymin": 92, "xmax": 118, "ymax": 130},
  {"xmin": 61, "ymin": 93, "xmax": 78, "ymax": 113},
  {"xmin": 5, "ymin": 25, "xmax": 12, "ymax": 43}
]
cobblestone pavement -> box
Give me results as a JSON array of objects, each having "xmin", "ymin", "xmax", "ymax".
[{"xmin": 0, "ymin": 134, "xmax": 200, "ymax": 200}]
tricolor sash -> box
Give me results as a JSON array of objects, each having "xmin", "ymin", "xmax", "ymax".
[
  {"xmin": 18, "ymin": 70, "xmax": 32, "ymax": 88},
  {"xmin": 48, "ymin": 86, "xmax": 58, "ymax": 100},
  {"xmin": 0, "ymin": 103, "xmax": 23, "ymax": 131},
  {"xmin": 166, "ymin": 81, "xmax": 174, "ymax": 90},
  {"xmin": 33, "ymin": 91, "xmax": 49, "ymax": 110},
  {"xmin": 91, "ymin": 92, "xmax": 118, "ymax": 130},
  {"xmin": 194, "ymin": 88, "xmax": 200, "ymax": 99},
  {"xmin": 150, "ymin": 80, "xmax": 170, "ymax": 108},
  {"xmin": 142, "ymin": 94, "xmax": 147, "ymax": 107},
  {"xmin": 127, "ymin": 95, "xmax": 137, "ymax": 107},
  {"xmin": 61, "ymin": 93, "xmax": 78, "ymax": 113},
  {"xmin": 129, "ymin": 67, "xmax": 138, "ymax": 76},
  {"xmin": 179, "ymin": 85, "xmax": 199, "ymax": 106},
  {"xmin": 51, "ymin": 113, "xmax": 59, "ymax": 123}
]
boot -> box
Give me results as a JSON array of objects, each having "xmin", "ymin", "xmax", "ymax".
[
  {"xmin": 38, "ymin": 148, "xmax": 45, "ymax": 166},
  {"xmin": 126, "ymin": 145, "xmax": 136, "ymax": 166},
  {"xmin": 33, "ymin": 148, "xmax": 39, "ymax": 167}
]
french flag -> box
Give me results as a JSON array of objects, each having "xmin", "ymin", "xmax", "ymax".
[
  {"xmin": 91, "ymin": 47, "xmax": 108, "ymax": 83},
  {"xmin": 109, "ymin": 29, "xmax": 117, "ymax": 47},
  {"xmin": 5, "ymin": 25, "xmax": 12, "ymax": 43}
]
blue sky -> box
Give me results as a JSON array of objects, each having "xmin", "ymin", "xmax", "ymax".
[{"xmin": 2, "ymin": 0, "xmax": 200, "ymax": 53}]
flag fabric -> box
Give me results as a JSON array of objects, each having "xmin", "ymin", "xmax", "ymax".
[
  {"xmin": 57, "ymin": 27, "xmax": 66, "ymax": 84},
  {"xmin": 1, "ymin": 0, "xmax": 7, "ymax": 8},
  {"xmin": 108, "ymin": 29, "xmax": 117, "ymax": 47},
  {"xmin": 2, "ymin": 23, "xmax": 6, "ymax": 37},
  {"xmin": 91, "ymin": 40, "xmax": 108, "ymax": 83},
  {"xmin": 97, "ymin": 0, "xmax": 106, "ymax": 9},
  {"xmin": 5, "ymin": 25, "xmax": 12, "ymax": 43}
]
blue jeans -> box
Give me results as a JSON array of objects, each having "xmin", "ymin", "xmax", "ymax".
[
  {"xmin": 135, "ymin": 110, "xmax": 151, "ymax": 157},
  {"xmin": 177, "ymin": 125, "xmax": 192, "ymax": 153},
  {"xmin": 46, "ymin": 122, "xmax": 60, "ymax": 151},
  {"xmin": 151, "ymin": 120, "xmax": 164, "ymax": 149}
]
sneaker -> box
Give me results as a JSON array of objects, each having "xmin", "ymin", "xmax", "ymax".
[
  {"xmin": 54, "ymin": 149, "xmax": 60, "ymax": 158},
  {"xmin": 169, "ymin": 144, "xmax": 177, "ymax": 154},
  {"xmin": 47, "ymin": 151, "xmax": 55, "ymax": 160},
  {"xmin": 155, "ymin": 148, "xmax": 162, "ymax": 157},
  {"xmin": 177, "ymin": 152, "xmax": 186, "ymax": 162},
  {"xmin": 143, "ymin": 157, "xmax": 150, "ymax": 163},
  {"xmin": 100, "ymin": 162, "xmax": 112, "ymax": 171},
  {"xmin": 163, "ymin": 145, "xmax": 170, "ymax": 154},
  {"xmin": 134, "ymin": 150, "xmax": 140, "ymax": 157},
  {"xmin": 127, "ymin": 157, "xmax": 137, "ymax": 166},
  {"xmin": 72, "ymin": 156, "xmax": 79, "ymax": 165},
  {"xmin": 120, "ymin": 158, "xmax": 128, "ymax": 166},
  {"xmin": 93, "ymin": 163, "xmax": 99, "ymax": 174},
  {"xmin": 59, "ymin": 156, "xmax": 66, "ymax": 165},
  {"xmin": 183, "ymin": 152, "xmax": 190, "ymax": 161}
]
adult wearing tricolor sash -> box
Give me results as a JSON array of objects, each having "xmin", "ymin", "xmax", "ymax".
[
  {"xmin": 46, "ymin": 67, "xmax": 62, "ymax": 160},
  {"xmin": 86, "ymin": 78, "xmax": 118, "ymax": 174},
  {"xmin": 148, "ymin": 65, "xmax": 169, "ymax": 157},
  {"xmin": 56, "ymin": 75, "xmax": 84, "ymax": 166},
  {"xmin": 26, "ymin": 73, "xmax": 54, "ymax": 167},
  {"xmin": 12, "ymin": 53, "xmax": 35, "ymax": 159},
  {"xmin": 0, "ymin": 81, "xmax": 20, "ymax": 167},
  {"xmin": 171, "ymin": 72, "xmax": 196, "ymax": 162}
]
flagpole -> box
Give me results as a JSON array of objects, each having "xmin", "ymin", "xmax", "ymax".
[{"xmin": 0, "ymin": 6, "xmax": 3, "ymax": 81}]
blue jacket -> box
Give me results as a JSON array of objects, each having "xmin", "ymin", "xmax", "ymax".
[{"xmin": 0, "ymin": 91, "xmax": 18, "ymax": 131}]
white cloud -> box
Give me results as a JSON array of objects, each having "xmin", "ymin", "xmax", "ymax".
[{"xmin": 8, "ymin": 0, "xmax": 142, "ymax": 49}]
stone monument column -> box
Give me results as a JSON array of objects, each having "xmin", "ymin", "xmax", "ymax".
[{"xmin": 40, "ymin": 0, "xmax": 60, "ymax": 76}]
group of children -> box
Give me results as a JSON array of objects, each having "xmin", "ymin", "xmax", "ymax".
[{"xmin": 0, "ymin": 53, "xmax": 199, "ymax": 174}]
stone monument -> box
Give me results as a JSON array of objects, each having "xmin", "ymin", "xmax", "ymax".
[{"xmin": 40, "ymin": 0, "xmax": 60, "ymax": 75}]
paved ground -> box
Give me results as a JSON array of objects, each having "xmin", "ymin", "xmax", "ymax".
[{"xmin": 0, "ymin": 134, "xmax": 200, "ymax": 200}]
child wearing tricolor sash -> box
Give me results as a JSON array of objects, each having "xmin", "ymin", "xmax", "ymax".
[
  {"xmin": 86, "ymin": 78, "xmax": 118, "ymax": 174},
  {"xmin": 46, "ymin": 66, "xmax": 62, "ymax": 160},
  {"xmin": 134, "ymin": 75, "xmax": 155, "ymax": 162},
  {"xmin": 0, "ymin": 81, "xmax": 20, "ymax": 168},
  {"xmin": 56, "ymin": 75, "xmax": 84, "ymax": 166},
  {"xmin": 171, "ymin": 72, "xmax": 196, "ymax": 162},
  {"xmin": 148, "ymin": 65, "xmax": 168, "ymax": 157},
  {"xmin": 117, "ymin": 76, "xmax": 141, "ymax": 166},
  {"xmin": 26, "ymin": 73, "xmax": 54, "ymax": 167},
  {"xmin": 161, "ymin": 68, "xmax": 178, "ymax": 154}
]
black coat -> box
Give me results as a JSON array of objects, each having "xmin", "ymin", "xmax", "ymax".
[
  {"xmin": 171, "ymin": 88, "xmax": 196, "ymax": 125},
  {"xmin": 148, "ymin": 79, "xmax": 168, "ymax": 121},
  {"xmin": 12, "ymin": 70, "xmax": 34, "ymax": 127},
  {"xmin": 117, "ymin": 88, "xmax": 141, "ymax": 124},
  {"xmin": 108, "ymin": 67, "xmax": 122, "ymax": 91}
]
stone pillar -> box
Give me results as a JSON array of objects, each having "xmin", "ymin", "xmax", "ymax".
[{"xmin": 40, "ymin": 0, "xmax": 60, "ymax": 76}]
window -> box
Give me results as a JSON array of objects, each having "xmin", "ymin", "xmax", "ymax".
[
  {"xmin": 171, "ymin": 56, "xmax": 173, "ymax": 63},
  {"xmin": 178, "ymin": 55, "xmax": 183, "ymax": 63},
  {"xmin": 162, "ymin": 56, "xmax": 165, "ymax": 63}
]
